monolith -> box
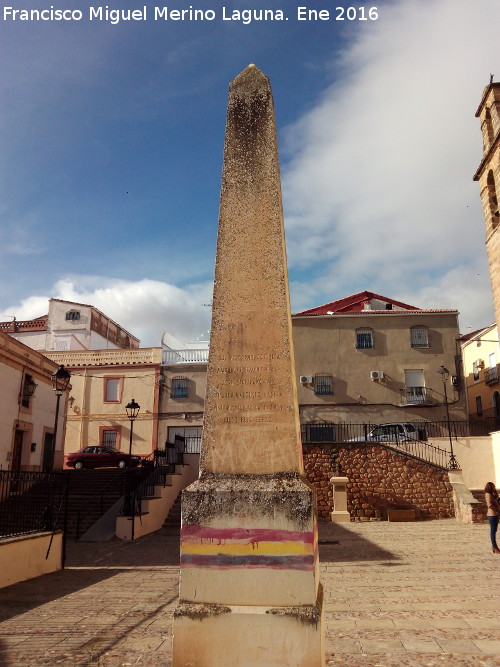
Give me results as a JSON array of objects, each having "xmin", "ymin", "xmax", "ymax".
[{"xmin": 172, "ymin": 64, "xmax": 324, "ymax": 667}]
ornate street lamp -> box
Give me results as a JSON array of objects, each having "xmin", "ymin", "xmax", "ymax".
[
  {"xmin": 125, "ymin": 398, "xmax": 140, "ymax": 457},
  {"xmin": 49, "ymin": 365, "xmax": 71, "ymax": 471},
  {"xmin": 437, "ymin": 365, "xmax": 460, "ymax": 470}
]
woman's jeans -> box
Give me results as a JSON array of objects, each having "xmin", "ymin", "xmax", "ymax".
[{"xmin": 488, "ymin": 515, "xmax": 499, "ymax": 549}]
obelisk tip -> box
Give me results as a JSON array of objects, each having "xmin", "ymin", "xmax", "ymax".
[{"xmin": 230, "ymin": 64, "xmax": 270, "ymax": 94}]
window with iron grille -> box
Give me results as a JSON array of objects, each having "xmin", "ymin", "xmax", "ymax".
[
  {"xmin": 171, "ymin": 377, "xmax": 188, "ymax": 399},
  {"xmin": 314, "ymin": 375, "xmax": 333, "ymax": 396},
  {"xmin": 102, "ymin": 430, "xmax": 118, "ymax": 447},
  {"xmin": 65, "ymin": 310, "xmax": 80, "ymax": 321},
  {"xmin": 355, "ymin": 328, "xmax": 374, "ymax": 350},
  {"xmin": 476, "ymin": 395, "xmax": 483, "ymax": 416},
  {"xmin": 410, "ymin": 326, "xmax": 429, "ymax": 348}
]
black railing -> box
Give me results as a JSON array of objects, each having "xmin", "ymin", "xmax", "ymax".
[
  {"xmin": 0, "ymin": 470, "xmax": 67, "ymax": 540},
  {"xmin": 386, "ymin": 439, "xmax": 450, "ymax": 469},
  {"xmin": 485, "ymin": 366, "xmax": 499, "ymax": 385},
  {"xmin": 301, "ymin": 419, "xmax": 500, "ymax": 444}
]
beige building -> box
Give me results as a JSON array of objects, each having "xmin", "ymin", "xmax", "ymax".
[
  {"xmin": 0, "ymin": 298, "xmax": 140, "ymax": 352},
  {"xmin": 293, "ymin": 291, "xmax": 467, "ymax": 426},
  {"xmin": 460, "ymin": 323, "xmax": 500, "ymax": 421},
  {"xmin": 159, "ymin": 332, "xmax": 208, "ymax": 451},
  {"xmin": 0, "ymin": 330, "xmax": 70, "ymax": 471},
  {"xmin": 45, "ymin": 348, "xmax": 162, "ymax": 460},
  {"xmin": 474, "ymin": 80, "xmax": 500, "ymax": 332}
]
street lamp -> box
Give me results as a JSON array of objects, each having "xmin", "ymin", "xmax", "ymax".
[
  {"xmin": 125, "ymin": 398, "xmax": 140, "ymax": 456},
  {"xmin": 50, "ymin": 365, "xmax": 71, "ymax": 471},
  {"xmin": 436, "ymin": 365, "xmax": 460, "ymax": 470}
]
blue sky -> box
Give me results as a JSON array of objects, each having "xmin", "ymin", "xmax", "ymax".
[{"xmin": 0, "ymin": 0, "xmax": 499, "ymax": 346}]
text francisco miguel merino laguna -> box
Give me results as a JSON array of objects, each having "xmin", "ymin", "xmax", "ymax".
[{"xmin": 2, "ymin": 4, "xmax": 364, "ymax": 23}]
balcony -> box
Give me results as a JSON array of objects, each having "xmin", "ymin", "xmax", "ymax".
[
  {"xmin": 485, "ymin": 365, "xmax": 499, "ymax": 385},
  {"xmin": 399, "ymin": 386, "xmax": 434, "ymax": 407},
  {"xmin": 162, "ymin": 348, "xmax": 209, "ymax": 365},
  {"xmin": 46, "ymin": 347, "xmax": 162, "ymax": 367}
]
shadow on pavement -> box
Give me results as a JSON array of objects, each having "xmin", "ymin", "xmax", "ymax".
[
  {"xmin": 318, "ymin": 521, "xmax": 401, "ymax": 563},
  {"xmin": 0, "ymin": 566, "xmax": 120, "ymax": 622}
]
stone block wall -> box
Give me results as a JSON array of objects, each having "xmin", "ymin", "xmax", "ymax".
[{"xmin": 303, "ymin": 443, "xmax": 455, "ymax": 521}]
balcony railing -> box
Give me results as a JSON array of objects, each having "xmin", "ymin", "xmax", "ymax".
[
  {"xmin": 46, "ymin": 348, "xmax": 161, "ymax": 367},
  {"xmin": 485, "ymin": 365, "xmax": 499, "ymax": 385},
  {"xmin": 162, "ymin": 349, "xmax": 209, "ymax": 365},
  {"xmin": 399, "ymin": 386, "xmax": 434, "ymax": 406}
]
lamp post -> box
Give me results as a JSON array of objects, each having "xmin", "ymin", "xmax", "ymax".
[
  {"xmin": 437, "ymin": 365, "xmax": 459, "ymax": 470},
  {"xmin": 125, "ymin": 398, "xmax": 140, "ymax": 456},
  {"xmin": 50, "ymin": 365, "xmax": 71, "ymax": 471}
]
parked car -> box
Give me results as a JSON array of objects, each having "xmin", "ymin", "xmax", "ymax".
[
  {"xmin": 66, "ymin": 446, "xmax": 142, "ymax": 470},
  {"xmin": 347, "ymin": 422, "xmax": 426, "ymax": 443}
]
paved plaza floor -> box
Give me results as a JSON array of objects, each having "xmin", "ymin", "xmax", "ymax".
[{"xmin": 0, "ymin": 519, "xmax": 499, "ymax": 666}]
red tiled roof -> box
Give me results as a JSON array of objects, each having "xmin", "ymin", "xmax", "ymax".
[{"xmin": 293, "ymin": 291, "xmax": 420, "ymax": 316}]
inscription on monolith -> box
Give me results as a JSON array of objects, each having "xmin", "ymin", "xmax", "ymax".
[{"xmin": 200, "ymin": 64, "xmax": 303, "ymax": 475}]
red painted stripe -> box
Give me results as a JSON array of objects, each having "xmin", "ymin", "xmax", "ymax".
[{"xmin": 181, "ymin": 525, "xmax": 315, "ymax": 544}]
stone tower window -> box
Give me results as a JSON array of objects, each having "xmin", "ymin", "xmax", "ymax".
[
  {"xmin": 65, "ymin": 310, "xmax": 80, "ymax": 321},
  {"xmin": 482, "ymin": 108, "xmax": 495, "ymax": 151},
  {"xmin": 487, "ymin": 170, "xmax": 499, "ymax": 233}
]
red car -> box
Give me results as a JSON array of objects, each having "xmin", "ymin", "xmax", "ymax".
[{"xmin": 66, "ymin": 446, "xmax": 142, "ymax": 470}]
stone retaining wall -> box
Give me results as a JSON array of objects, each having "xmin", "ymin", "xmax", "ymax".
[{"xmin": 303, "ymin": 443, "xmax": 455, "ymax": 521}]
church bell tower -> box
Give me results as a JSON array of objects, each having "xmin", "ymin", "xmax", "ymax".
[{"xmin": 474, "ymin": 80, "xmax": 500, "ymax": 329}]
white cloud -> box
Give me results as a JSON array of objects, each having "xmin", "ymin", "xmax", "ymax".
[
  {"xmin": 5, "ymin": 277, "xmax": 213, "ymax": 348},
  {"xmin": 283, "ymin": 0, "xmax": 499, "ymax": 330}
]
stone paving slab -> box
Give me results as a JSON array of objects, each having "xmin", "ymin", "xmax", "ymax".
[{"xmin": 1, "ymin": 520, "xmax": 500, "ymax": 665}]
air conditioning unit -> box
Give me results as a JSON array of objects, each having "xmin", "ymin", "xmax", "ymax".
[
  {"xmin": 299, "ymin": 375, "xmax": 313, "ymax": 384},
  {"xmin": 370, "ymin": 370, "xmax": 384, "ymax": 381}
]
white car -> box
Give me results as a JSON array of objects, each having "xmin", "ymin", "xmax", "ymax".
[{"xmin": 348, "ymin": 422, "xmax": 424, "ymax": 443}]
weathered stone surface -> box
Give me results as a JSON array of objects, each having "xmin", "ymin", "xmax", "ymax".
[
  {"xmin": 200, "ymin": 64, "xmax": 302, "ymax": 476},
  {"xmin": 173, "ymin": 64, "xmax": 324, "ymax": 665}
]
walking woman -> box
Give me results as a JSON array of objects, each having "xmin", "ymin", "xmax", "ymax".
[{"xmin": 485, "ymin": 481, "xmax": 500, "ymax": 554}]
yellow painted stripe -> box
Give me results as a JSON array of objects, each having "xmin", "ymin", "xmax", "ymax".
[{"xmin": 181, "ymin": 540, "xmax": 314, "ymax": 557}]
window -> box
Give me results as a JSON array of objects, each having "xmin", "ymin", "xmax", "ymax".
[
  {"xmin": 101, "ymin": 430, "xmax": 118, "ymax": 447},
  {"xmin": 167, "ymin": 426, "xmax": 202, "ymax": 453},
  {"xmin": 473, "ymin": 361, "xmax": 480, "ymax": 382},
  {"xmin": 303, "ymin": 424, "xmax": 335, "ymax": 442},
  {"xmin": 476, "ymin": 395, "xmax": 483, "ymax": 417},
  {"xmin": 21, "ymin": 373, "xmax": 34, "ymax": 408},
  {"xmin": 104, "ymin": 377, "xmax": 121, "ymax": 402},
  {"xmin": 314, "ymin": 375, "xmax": 333, "ymax": 396},
  {"xmin": 355, "ymin": 328, "xmax": 374, "ymax": 350},
  {"xmin": 171, "ymin": 377, "xmax": 188, "ymax": 399},
  {"xmin": 410, "ymin": 326, "xmax": 429, "ymax": 348},
  {"xmin": 65, "ymin": 310, "xmax": 80, "ymax": 321}
]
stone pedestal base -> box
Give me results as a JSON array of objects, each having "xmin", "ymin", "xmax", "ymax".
[
  {"xmin": 330, "ymin": 476, "xmax": 350, "ymax": 523},
  {"xmin": 173, "ymin": 588, "xmax": 325, "ymax": 667}
]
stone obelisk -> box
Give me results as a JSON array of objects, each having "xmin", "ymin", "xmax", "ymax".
[{"xmin": 172, "ymin": 65, "xmax": 324, "ymax": 666}]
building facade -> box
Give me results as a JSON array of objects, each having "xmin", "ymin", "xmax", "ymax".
[
  {"xmin": 474, "ymin": 80, "xmax": 500, "ymax": 332},
  {"xmin": 293, "ymin": 292, "xmax": 467, "ymax": 426},
  {"xmin": 0, "ymin": 330, "xmax": 70, "ymax": 471},
  {"xmin": 45, "ymin": 347, "xmax": 162, "ymax": 461},
  {"xmin": 461, "ymin": 324, "xmax": 500, "ymax": 421},
  {"xmin": 0, "ymin": 298, "xmax": 140, "ymax": 352},
  {"xmin": 158, "ymin": 292, "xmax": 468, "ymax": 448}
]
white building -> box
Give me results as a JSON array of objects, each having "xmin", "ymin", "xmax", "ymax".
[{"xmin": 0, "ymin": 298, "xmax": 140, "ymax": 352}]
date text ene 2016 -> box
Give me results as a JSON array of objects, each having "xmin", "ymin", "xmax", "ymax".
[{"xmin": 298, "ymin": 6, "xmax": 378, "ymax": 21}]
